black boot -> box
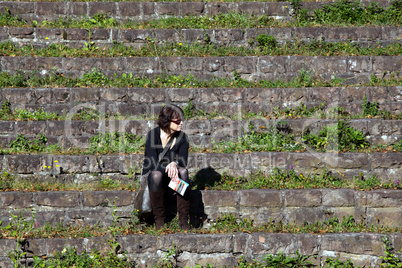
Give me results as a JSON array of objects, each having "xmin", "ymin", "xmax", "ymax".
[
  {"xmin": 177, "ymin": 188, "xmax": 191, "ymax": 230},
  {"xmin": 149, "ymin": 190, "xmax": 165, "ymax": 230}
]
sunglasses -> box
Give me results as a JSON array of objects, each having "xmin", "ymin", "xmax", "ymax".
[{"xmin": 171, "ymin": 119, "xmax": 183, "ymax": 125}]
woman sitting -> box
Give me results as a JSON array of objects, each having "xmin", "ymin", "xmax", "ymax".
[{"xmin": 142, "ymin": 104, "xmax": 191, "ymax": 230}]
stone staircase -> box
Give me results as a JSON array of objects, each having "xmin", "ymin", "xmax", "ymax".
[{"xmin": 0, "ymin": 0, "xmax": 401, "ymax": 267}]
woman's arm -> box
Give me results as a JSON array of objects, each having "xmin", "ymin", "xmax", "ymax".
[{"xmin": 142, "ymin": 130, "xmax": 159, "ymax": 175}]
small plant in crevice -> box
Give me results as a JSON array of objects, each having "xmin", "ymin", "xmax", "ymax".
[
  {"xmin": 9, "ymin": 133, "xmax": 48, "ymax": 153},
  {"xmin": 256, "ymin": 34, "xmax": 277, "ymax": 49},
  {"xmin": 381, "ymin": 236, "xmax": 402, "ymax": 267},
  {"xmin": 302, "ymin": 120, "xmax": 370, "ymax": 152},
  {"xmin": 361, "ymin": 94, "xmax": 394, "ymax": 119},
  {"xmin": 88, "ymin": 131, "xmax": 144, "ymax": 154},
  {"xmin": 212, "ymin": 122, "xmax": 303, "ymax": 153}
]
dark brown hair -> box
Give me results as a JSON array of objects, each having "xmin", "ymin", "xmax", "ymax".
[{"xmin": 157, "ymin": 104, "xmax": 184, "ymax": 135}]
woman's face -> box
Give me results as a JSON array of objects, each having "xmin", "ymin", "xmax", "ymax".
[{"xmin": 169, "ymin": 117, "xmax": 183, "ymax": 133}]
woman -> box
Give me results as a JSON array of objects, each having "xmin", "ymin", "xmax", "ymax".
[{"xmin": 142, "ymin": 104, "xmax": 191, "ymax": 230}]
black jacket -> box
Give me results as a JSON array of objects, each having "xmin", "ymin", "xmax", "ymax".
[{"xmin": 142, "ymin": 127, "xmax": 189, "ymax": 175}]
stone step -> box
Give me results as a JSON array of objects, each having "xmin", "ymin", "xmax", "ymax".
[
  {"xmin": 0, "ymin": 0, "xmax": 394, "ymax": 23},
  {"xmin": 0, "ymin": 189, "xmax": 400, "ymax": 228},
  {"xmin": 2, "ymin": 86, "xmax": 401, "ymax": 117},
  {"xmin": 2, "ymin": 152, "xmax": 401, "ymax": 181},
  {"xmin": 0, "ymin": 232, "xmax": 400, "ymax": 267},
  {"xmin": 0, "ymin": 118, "xmax": 401, "ymax": 148},
  {"xmin": 1, "ymin": 55, "xmax": 400, "ymax": 83},
  {"xmin": 3, "ymin": 26, "xmax": 401, "ymax": 48}
]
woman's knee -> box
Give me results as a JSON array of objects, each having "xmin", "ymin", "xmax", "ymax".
[{"xmin": 149, "ymin": 171, "xmax": 163, "ymax": 191}]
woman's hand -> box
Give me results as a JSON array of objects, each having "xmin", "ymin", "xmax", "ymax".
[{"xmin": 166, "ymin": 161, "xmax": 179, "ymax": 182}]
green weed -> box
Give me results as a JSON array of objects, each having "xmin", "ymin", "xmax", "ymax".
[
  {"xmin": 9, "ymin": 133, "xmax": 48, "ymax": 153},
  {"xmin": 88, "ymin": 131, "xmax": 144, "ymax": 154},
  {"xmin": 209, "ymin": 167, "xmax": 348, "ymax": 191},
  {"xmin": 302, "ymin": 120, "xmax": 370, "ymax": 152}
]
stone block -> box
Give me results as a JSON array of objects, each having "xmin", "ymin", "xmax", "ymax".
[
  {"xmin": 156, "ymin": 3, "xmax": 179, "ymax": 15},
  {"xmin": 348, "ymin": 56, "xmax": 371, "ymax": 73},
  {"xmin": 36, "ymin": 2, "xmax": 67, "ymax": 15},
  {"xmin": 297, "ymin": 234, "xmax": 320, "ymax": 255},
  {"xmin": 284, "ymin": 189, "xmax": 321, "ymax": 207},
  {"xmin": 237, "ymin": 2, "xmax": 265, "ymax": 15},
  {"xmin": 320, "ymin": 233, "xmax": 384, "ymax": 256},
  {"xmin": 208, "ymin": 3, "xmax": 235, "ymax": 16},
  {"xmin": 369, "ymin": 153, "xmax": 402, "ymax": 169},
  {"xmin": 288, "ymin": 152, "xmax": 325, "ymax": 170},
  {"xmin": 154, "ymin": 29, "xmax": 179, "ymax": 43},
  {"xmin": 224, "ymin": 57, "xmax": 257, "ymax": 74},
  {"xmin": 0, "ymin": 121, "xmax": 14, "ymax": 134},
  {"xmin": 143, "ymin": 2, "xmax": 155, "ymax": 16},
  {"xmin": 119, "ymin": 2, "xmax": 141, "ymax": 16},
  {"xmin": 158, "ymin": 234, "xmax": 233, "ymax": 254},
  {"xmin": 202, "ymin": 190, "xmax": 237, "ymax": 207},
  {"xmin": 325, "ymin": 153, "xmax": 369, "ymax": 169},
  {"xmin": 249, "ymin": 233, "xmax": 297, "ymax": 255},
  {"xmin": 120, "ymin": 29, "xmax": 155, "ymax": 43},
  {"xmin": 89, "ymin": 29, "xmax": 110, "ymax": 40},
  {"xmin": 122, "ymin": 234, "xmax": 157, "ymax": 253},
  {"xmin": 265, "ymin": 27, "xmax": 293, "ymax": 41},
  {"xmin": 9, "ymin": 27, "xmax": 34, "ymax": 39},
  {"xmin": 15, "ymin": 121, "xmax": 47, "ymax": 135},
  {"xmin": 84, "ymin": 236, "xmax": 111, "ymax": 254},
  {"xmin": 89, "ymin": 2, "xmax": 117, "ymax": 16},
  {"xmin": 0, "ymin": 239, "xmax": 18, "ymax": 258},
  {"xmin": 311, "ymin": 56, "xmax": 348, "ymax": 75},
  {"xmin": 63, "ymin": 28, "xmax": 89, "ymax": 41},
  {"xmin": 293, "ymin": 27, "xmax": 326, "ymax": 41},
  {"xmin": 203, "ymin": 57, "xmax": 223, "ymax": 73},
  {"xmin": 166, "ymin": 88, "xmax": 195, "ymax": 103},
  {"xmin": 128, "ymin": 87, "xmax": 165, "ymax": 104},
  {"xmin": 284, "ymin": 207, "xmax": 326, "ymax": 224},
  {"xmin": 0, "ymin": 2, "xmax": 34, "ymax": 15},
  {"xmin": 367, "ymin": 207, "xmax": 402, "ymax": 228},
  {"xmin": 322, "ymin": 189, "xmax": 355, "ymax": 207},
  {"xmin": 36, "ymin": 191, "xmax": 80, "ymax": 207},
  {"xmin": 183, "ymin": 120, "xmax": 212, "ymax": 136},
  {"xmin": 67, "ymin": 209, "xmax": 110, "ymax": 226},
  {"xmin": 250, "ymin": 152, "xmax": 287, "ymax": 170},
  {"xmin": 181, "ymin": 57, "xmax": 203, "ymax": 72},
  {"xmin": 71, "ymin": 87, "xmax": 100, "ymax": 102},
  {"xmin": 55, "ymin": 155, "xmax": 92, "ymax": 173},
  {"xmin": 214, "ymin": 29, "xmax": 243, "ymax": 42},
  {"xmin": 259, "ymin": 56, "xmax": 286, "ymax": 74},
  {"xmin": 239, "ymin": 189, "xmax": 281, "ymax": 207},
  {"xmin": 382, "ymin": 26, "xmax": 402, "ymax": 40},
  {"xmin": 182, "ymin": 2, "xmax": 205, "ymax": 16},
  {"xmin": 46, "ymin": 238, "xmax": 85, "ymax": 255},
  {"xmin": 83, "ymin": 191, "xmax": 133, "ymax": 207},
  {"xmin": 0, "ymin": 192, "xmax": 33, "ymax": 208},
  {"xmin": 372, "ymin": 56, "xmax": 401, "ymax": 73},
  {"xmin": 266, "ymin": 2, "xmax": 289, "ymax": 16},
  {"xmin": 126, "ymin": 57, "xmax": 159, "ymax": 73},
  {"xmin": 365, "ymin": 190, "xmax": 402, "ymax": 207},
  {"xmin": 181, "ymin": 29, "xmax": 205, "ymax": 43},
  {"xmin": 326, "ymin": 27, "xmax": 358, "ymax": 41},
  {"xmin": 23, "ymin": 239, "xmax": 47, "ymax": 257},
  {"xmin": 221, "ymin": 88, "xmax": 244, "ymax": 103},
  {"xmin": 35, "ymin": 211, "xmax": 68, "ymax": 227},
  {"xmin": 69, "ymin": 2, "xmax": 87, "ymax": 16},
  {"xmin": 4, "ymin": 155, "xmax": 42, "ymax": 174}
]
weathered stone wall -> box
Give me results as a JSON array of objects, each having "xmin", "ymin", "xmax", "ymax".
[
  {"xmin": 0, "ymin": 1, "xmax": 394, "ymax": 23},
  {"xmin": 0, "ymin": 118, "xmax": 401, "ymax": 148},
  {"xmin": 1, "ymin": 151, "xmax": 401, "ymax": 181},
  {"xmin": 0, "ymin": 189, "xmax": 401, "ymax": 229},
  {"xmin": 0, "ymin": 55, "xmax": 401, "ymax": 83},
  {"xmin": 1, "ymin": 86, "xmax": 401, "ymax": 116},
  {"xmin": 0, "ymin": 232, "xmax": 400, "ymax": 267},
  {"xmin": 2, "ymin": 26, "xmax": 400, "ymax": 48}
]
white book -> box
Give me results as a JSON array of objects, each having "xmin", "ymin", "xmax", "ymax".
[{"xmin": 168, "ymin": 178, "xmax": 189, "ymax": 196}]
